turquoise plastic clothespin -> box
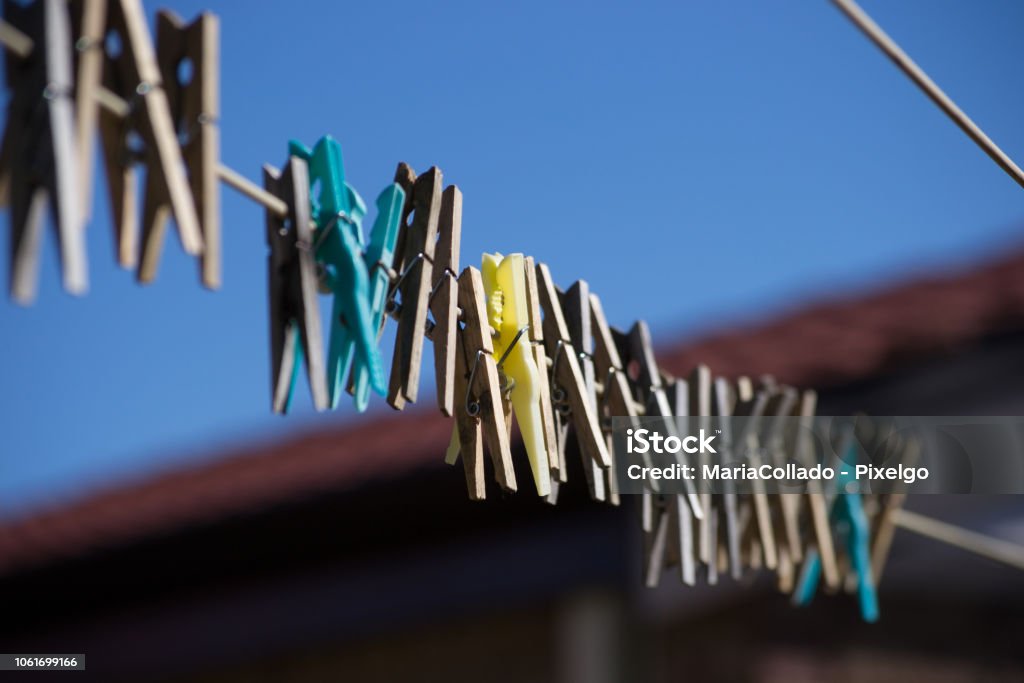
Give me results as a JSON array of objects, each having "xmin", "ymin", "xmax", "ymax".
[
  {"xmin": 288, "ymin": 136, "xmax": 399, "ymax": 410},
  {"xmin": 793, "ymin": 456, "xmax": 879, "ymax": 622},
  {"xmin": 350, "ymin": 184, "xmax": 405, "ymax": 410}
]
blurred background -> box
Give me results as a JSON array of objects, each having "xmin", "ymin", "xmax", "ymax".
[{"xmin": 1, "ymin": 0, "xmax": 1024, "ymax": 681}]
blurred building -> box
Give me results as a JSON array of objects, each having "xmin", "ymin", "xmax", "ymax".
[{"xmin": 2, "ymin": 250, "xmax": 1024, "ymax": 682}]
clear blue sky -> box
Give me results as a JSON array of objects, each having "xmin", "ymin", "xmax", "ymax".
[{"xmin": 2, "ymin": 0, "xmax": 1023, "ymax": 516}]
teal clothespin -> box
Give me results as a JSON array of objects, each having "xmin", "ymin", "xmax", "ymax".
[
  {"xmin": 351, "ymin": 184, "xmax": 404, "ymax": 410},
  {"xmin": 288, "ymin": 135, "xmax": 392, "ymax": 410},
  {"xmin": 793, "ymin": 454, "xmax": 880, "ymax": 622}
]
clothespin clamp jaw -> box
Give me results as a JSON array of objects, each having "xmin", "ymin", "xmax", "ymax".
[
  {"xmin": 0, "ymin": 0, "xmax": 86, "ymax": 304},
  {"xmin": 140, "ymin": 9, "xmax": 221, "ymax": 288},
  {"xmin": 445, "ymin": 266, "xmax": 517, "ymax": 500},
  {"xmin": 263, "ymin": 155, "xmax": 328, "ymax": 414},
  {"xmin": 480, "ymin": 252, "xmax": 550, "ymax": 497},
  {"xmin": 793, "ymin": 437, "xmax": 879, "ymax": 623},
  {"xmin": 89, "ymin": 0, "xmax": 204, "ymax": 274},
  {"xmin": 288, "ymin": 136, "xmax": 394, "ymax": 412}
]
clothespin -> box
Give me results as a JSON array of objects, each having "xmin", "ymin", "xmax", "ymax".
[
  {"xmin": 425, "ymin": 185, "xmax": 462, "ymax": 417},
  {"xmin": 534, "ymin": 263, "xmax": 611, "ymax": 499},
  {"xmin": 793, "ymin": 438, "xmax": 880, "ymax": 622},
  {"xmin": 793, "ymin": 389, "xmax": 841, "ymax": 590},
  {"xmin": 387, "ymin": 164, "xmax": 441, "ymax": 410},
  {"xmin": 688, "ymin": 365, "xmax": 715, "ymax": 578},
  {"xmin": 69, "ymin": 0, "xmax": 104, "ymax": 221},
  {"xmin": 665, "ymin": 373, "xmax": 698, "ymax": 585},
  {"xmin": 611, "ymin": 321, "xmax": 702, "ymax": 519},
  {"xmin": 522, "ymin": 257, "xmax": 560, "ymax": 498},
  {"xmin": 711, "ymin": 375, "xmax": 744, "ymax": 580},
  {"xmin": 0, "ymin": 0, "xmax": 86, "ymax": 303},
  {"xmin": 139, "ymin": 10, "xmax": 220, "ymax": 287},
  {"xmin": 349, "ymin": 184, "xmax": 405, "ymax": 411},
  {"xmin": 732, "ymin": 380, "xmax": 779, "ymax": 571},
  {"xmin": 289, "ymin": 136, "xmax": 400, "ymax": 411},
  {"xmin": 559, "ymin": 280, "xmax": 614, "ymax": 503},
  {"xmin": 761, "ymin": 383, "xmax": 803, "ymax": 575},
  {"xmin": 85, "ymin": 0, "xmax": 203, "ymax": 271},
  {"xmin": 263, "ymin": 155, "xmax": 328, "ymax": 413},
  {"xmin": 480, "ymin": 252, "xmax": 550, "ymax": 497},
  {"xmin": 445, "ymin": 266, "xmax": 517, "ymax": 499},
  {"xmin": 870, "ymin": 435, "xmax": 918, "ymax": 581}
]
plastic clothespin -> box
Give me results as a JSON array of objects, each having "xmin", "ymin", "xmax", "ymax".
[
  {"xmin": 445, "ymin": 266, "xmax": 517, "ymax": 499},
  {"xmin": 793, "ymin": 450, "xmax": 880, "ymax": 623},
  {"xmin": 85, "ymin": 0, "xmax": 204, "ymax": 271},
  {"xmin": 288, "ymin": 135, "xmax": 391, "ymax": 410},
  {"xmin": 140, "ymin": 10, "xmax": 221, "ymax": 288},
  {"xmin": 477, "ymin": 252, "xmax": 550, "ymax": 497},
  {"xmin": 348, "ymin": 183, "xmax": 405, "ymax": 411},
  {"xmin": 263, "ymin": 155, "xmax": 328, "ymax": 413},
  {"xmin": 0, "ymin": 0, "xmax": 86, "ymax": 304}
]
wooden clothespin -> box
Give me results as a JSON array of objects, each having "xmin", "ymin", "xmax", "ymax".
[
  {"xmin": 426, "ymin": 185, "xmax": 462, "ymax": 417},
  {"xmin": 612, "ymin": 321, "xmax": 702, "ymax": 519},
  {"xmin": 793, "ymin": 389, "xmax": 840, "ymax": 590},
  {"xmin": 761, "ymin": 382, "xmax": 803, "ymax": 578},
  {"xmin": 558, "ymin": 280, "xmax": 616, "ymax": 503},
  {"xmin": 666, "ymin": 373, "xmax": 698, "ymax": 585},
  {"xmin": 534, "ymin": 263, "xmax": 611, "ymax": 500},
  {"xmin": 263, "ymin": 155, "xmax": 328, "ymax": 414},
  {"xmin": 732, "ymin": 378, "xmax": 779, "ymax": 571},
  {"xmin": 445, "ymin": 266, "xmax": 517, "ymax": 499},
  {"xmin": 140, "ymin": 9, "xmax": 220, "ymax": 287},
  {"xmin": 522, "ymin": 257, "xmax": 560, "ymax": 498},
  {"xmin": 387, "ymin": 164, "xmax": 441, "ymax": 410},
  {"xmin": 0, "ymin": 0, "xmax": 86, "ymax": 303},
  {"xmin": 69, "ymin": 0, "xmax": 104, "ymax": 221},
  {"xmin": 85, "ymin": 0, "xmax": 203, "ymax": 272},
  {"xmin": 711, "ymin": 374, "xmax": 743, "ymax": 581},
  {"xmin": 687, "ymin": 365, "xmax": 715, "ymax": 579}
]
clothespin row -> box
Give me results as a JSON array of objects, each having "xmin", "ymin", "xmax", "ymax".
[
  {"xmin": 0, "ymin": 2, "xmax": 340, "ymax": 303},
  {"xmin": 264, "ymin": 137, "xmax": 403, "ymax": 415},
  {"xmin": 0, "ymin": 0, "xmax": 217, "ymax": 300},
  {"xmin": 441, "ymin": 256, "xmax": 616, "ymax": 502},
  {"xmin": 637, "ymin": 375, "xmax": 916, "ymax": 623}
]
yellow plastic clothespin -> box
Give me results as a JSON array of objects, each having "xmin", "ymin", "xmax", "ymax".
[{"xmin": 479, "ymin": 252, "xmax": 550, "ymax": 497}]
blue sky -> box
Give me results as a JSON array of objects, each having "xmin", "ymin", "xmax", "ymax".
[{"xmin": 2, "ymin": 0, "xmax": 1023, "ymax": 516}]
